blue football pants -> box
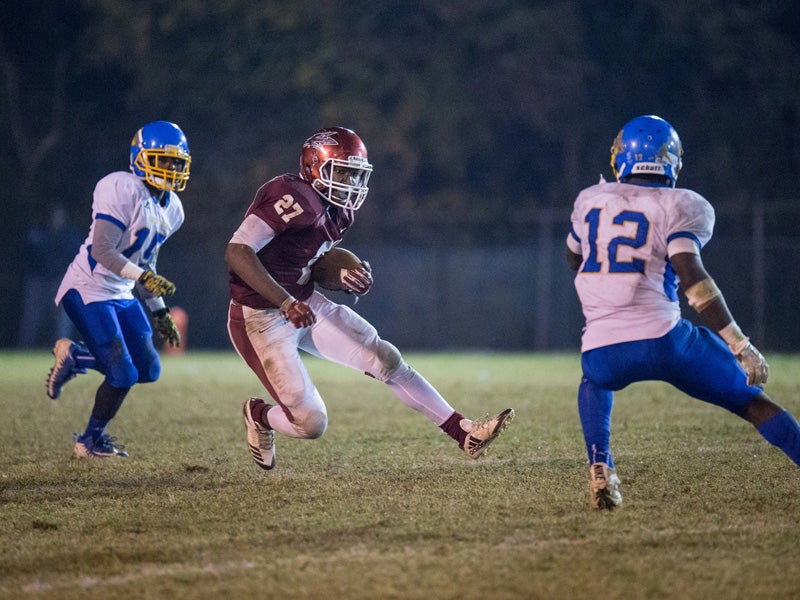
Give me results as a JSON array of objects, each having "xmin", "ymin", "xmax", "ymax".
[
  {"xmin": 578, "ymin": 318, "xmax": 762, "ymax": 468},
  {"xmin": 61, "ymin": 288, "xmax": 161, "ymax": 388}
]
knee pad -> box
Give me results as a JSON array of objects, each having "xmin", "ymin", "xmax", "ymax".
[
  {"xmin": 95, "ymin": 338, "xmax": 137, "ymax": 388},
  {"xmin": 106, "ymin": 360, "xmax": 139, "ymax": 389},
  {"xmin": 137, "ymin": 356, "xmax": 161, "ymax": 383},
  {"xmin": 373, "ymin": 339, "xmax": 404, "ymax": 381},
  {"xmin": 296, "ymin": 408, "xmax": 328, "ymax": 439}
]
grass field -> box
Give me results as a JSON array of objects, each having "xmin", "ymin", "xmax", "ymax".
[{"xmin": 1, "ymin": 350, "xmax": 799, "ymax": 599}]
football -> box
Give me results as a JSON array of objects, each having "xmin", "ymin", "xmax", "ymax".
[{"xmin": 311, "ymin": 247, "xmax": 364, "ymax": 291}]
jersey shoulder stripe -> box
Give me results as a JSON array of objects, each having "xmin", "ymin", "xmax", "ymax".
[{"xmin": 96, "ymin": 212, "xmax": 127, "ymax": 230}]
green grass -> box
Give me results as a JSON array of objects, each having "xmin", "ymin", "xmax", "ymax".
[{"xmin": 2, "ymin": 351, "xmax": 800, "ymax": 599}]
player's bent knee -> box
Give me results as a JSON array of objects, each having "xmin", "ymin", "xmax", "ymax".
[
  {"xmin": 376, "ymin": 339, "xmax": 404, "ymax": 379},
  {"xmin": 296, "ymin": 408, "xmax": 328, "ymax": 439},
  {"xmin": 137, "ymin": 358, "xmax": 161, "ymax": 383},
  {"xmin": 106, "ymin": 361, "xmax": 139, "ymax": 389}
]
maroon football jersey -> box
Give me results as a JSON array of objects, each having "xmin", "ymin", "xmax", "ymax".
[{"xmin": 229, "ymin": 174, "xmax": 354, "ymax": 308}]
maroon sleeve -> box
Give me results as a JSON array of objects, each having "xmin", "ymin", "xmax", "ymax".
[
  {"xmin": 229, "ymin": 174, "xmax": 352, "ymax": 308},
  {"xmin": 247, "ymin": 175, "xmax": 322, "ymax": 234}
]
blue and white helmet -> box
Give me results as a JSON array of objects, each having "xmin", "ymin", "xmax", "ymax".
[
  {"xmin": 610, "ymin": 115, "xmax": 683, "ymax": 187},
  {"xmin": 130, "ymin": 121, "xmax": 191, "ymax": 192}
]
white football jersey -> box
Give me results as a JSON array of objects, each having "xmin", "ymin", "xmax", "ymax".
[
  {"xmin": 56, "ymin": 171, "xmax": 184, "ymax": 305},
  {"xmin": 567, "ymin": 181, "xmax": 714, "ymax": 351}
]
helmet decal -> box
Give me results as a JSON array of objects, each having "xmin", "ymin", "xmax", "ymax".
[{"xmin": 305, "ymin": 131, "xmax": 340, "ymax": 150}]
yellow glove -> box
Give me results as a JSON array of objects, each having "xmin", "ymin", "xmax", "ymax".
[
  {"xmin": 139, "ymin": 270, "xmax": 176, "ymax": 297},
  {"xmin": 153, "ymin": 308, "xmax": 181, "ymax": 348}
]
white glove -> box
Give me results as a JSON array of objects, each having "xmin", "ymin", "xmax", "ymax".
[{"xmin": 735, "ymin": 341, "xmax": 769, "ymax": 386}]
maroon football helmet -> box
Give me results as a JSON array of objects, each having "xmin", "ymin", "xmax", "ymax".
[{"xmin": 299, "ymin": 127, "xmax": 372, "ymax": 211}]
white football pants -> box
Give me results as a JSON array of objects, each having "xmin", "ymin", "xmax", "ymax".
[{"xmin": 228, "ymin": 291, "xmax": 455, "ymax": 439}]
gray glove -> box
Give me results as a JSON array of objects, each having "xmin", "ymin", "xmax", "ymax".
[{"xmin": 736, "ymin": 342, "xmax": 768, "ymax": 386}]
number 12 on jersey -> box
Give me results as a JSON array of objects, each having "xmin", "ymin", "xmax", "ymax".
[{"xmin": 581, "ymin": 208, "xmax": 649, "ymax": 274}]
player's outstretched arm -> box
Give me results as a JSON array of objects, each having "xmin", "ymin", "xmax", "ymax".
[
  {"xmin": 672, "ymin": 252, "xmax": 768, "ymax": 385},
  {"xmin": 91, "ymin": 218, "xmax": 176, "ymax": 297}
]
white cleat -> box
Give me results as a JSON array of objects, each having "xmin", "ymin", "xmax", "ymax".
[
  {"xmin": 243, "ymin": 397, "xmax": 276, "ymax": 470},
  {"xmin": 589, "ymin": 462, "xmax": 622, "ymax": 510},
  {"xmin": 72, "ymin": 433, "xmax": 128, "ymax": 458},
  {"xmin": 462, "ymin": 408, "xmax": 515, "ymax": 459},
  {"xmin": 46, "ymin": 338, "xmax": 84, "ymax": 400}
]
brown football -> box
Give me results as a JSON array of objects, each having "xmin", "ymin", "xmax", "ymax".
[{"xmin": 311, "ymin": 247, "xmax": 364, "ymax": 290}]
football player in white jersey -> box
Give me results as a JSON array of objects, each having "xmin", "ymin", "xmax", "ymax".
[
  {"xmin": 567, "ymin": 115, "xmax": 800, "ymax": 509},
  {"xmin": 46, "ymin": 121, "xmax": 190, "ymax": 458}
]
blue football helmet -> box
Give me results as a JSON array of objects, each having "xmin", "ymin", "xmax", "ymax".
[
  {"xmin": 130, "ymin": 121, "xmax": 191, "ymax": 192},
  {"xmin": 610, "ymin": 115, "xmax": 683, "ymax": 187}
]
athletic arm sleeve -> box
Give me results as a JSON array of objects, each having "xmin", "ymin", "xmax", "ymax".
[
  {"xmin": 229, "ymin": 213, "xmax": 276, "ymax": 252},
  {"xmin": 91, "ymin": 217, "xmax": 135, "ymax": 276}
]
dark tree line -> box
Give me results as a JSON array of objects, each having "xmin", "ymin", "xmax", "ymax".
[{"xmin": 2, "ymin": 0, "xmax": 799, "ymax": 347}]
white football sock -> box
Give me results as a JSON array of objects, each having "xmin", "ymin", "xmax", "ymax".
[{"xmin": 386, "ymin": 363, "xmax": 455, "ymax": 425}]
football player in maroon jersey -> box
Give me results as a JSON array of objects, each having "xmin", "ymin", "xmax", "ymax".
[{"xmin": 226, "ymin": 126, "xmax": 514, "ymax": 470}]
